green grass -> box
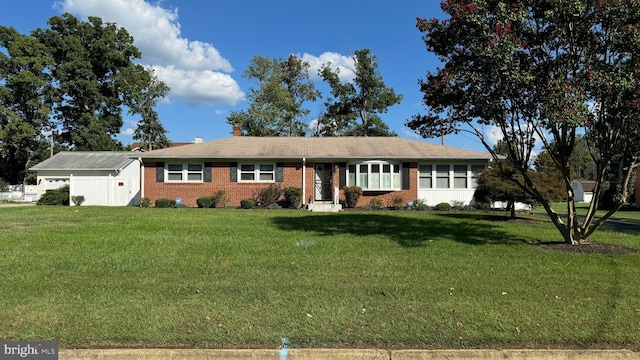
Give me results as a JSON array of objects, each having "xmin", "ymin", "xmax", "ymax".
[
  {"xmin": 0, "ymin": 206, "xmax": 639, "ymax": 350},
  {"xmin": 546, "ymin": 201, "xmax": 640, "ymax": 222}
]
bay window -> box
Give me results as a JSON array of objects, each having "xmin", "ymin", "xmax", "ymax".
[{"xmin": 347, "ymin": 161, "xmax": 401, "ymax": 190}]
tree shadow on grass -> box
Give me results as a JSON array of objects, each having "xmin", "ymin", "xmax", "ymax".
[{"xmin": 271, "ymin": 212, "xmax": 528, "ymax": 247}]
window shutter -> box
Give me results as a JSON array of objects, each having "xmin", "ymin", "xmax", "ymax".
[
  {"xmin": 275, "ymin": 163, "xmax": 284, "ymax": 182},
  {"xmin": 402, "ymin": 162, "xmax": 411, "ymax": 190},
  {"xmin": 204, "ymin": 162, "xmax": 212, "ymax": 182},
  {"xmin": 230, "ymin": 162, "xmax": 238, "ymax": 182},
  {"xmin": 156, "ymin": 162, "xmax": 164, "ymax": 182},
  {"xmin": 339, "ymin": 162, "xmax": 346, "ymax": 188}
]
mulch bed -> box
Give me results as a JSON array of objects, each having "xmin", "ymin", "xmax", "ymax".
[{"xmin": 534, "ymin": 242, "xmax": 637, "ymax": 255}]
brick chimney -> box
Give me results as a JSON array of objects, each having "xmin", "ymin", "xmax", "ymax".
[{"xmin": 232, "ymin": 123, "xmax": 242, "ymax": 136}]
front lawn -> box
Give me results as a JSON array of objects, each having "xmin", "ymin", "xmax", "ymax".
[{"xmin": 0, "ymin": 206, "xmax": 638, "ymax": 349}]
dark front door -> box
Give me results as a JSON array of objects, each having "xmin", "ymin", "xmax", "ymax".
[{"xmin": 314, "ymin": 163, "xmax": 332, "ymax": 201}]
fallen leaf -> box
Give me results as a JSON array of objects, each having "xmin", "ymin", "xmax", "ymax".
[
  {"xmin": 306, "ymin": 313, "xmax": 313, "ymax": 318},
  {"xmin": 456, "ymin": 321, "xmax": 463, "ymax": 327},
  {"xmin": 217, "ymin": 323, "xmax": 226, "ymax": 329},
  {"xmin": 205, "ymin": 316, "xmax": 211, "ymax": 321},
  {"xmin": 501, "ymin": 292, "xmax": 507, "ymax": 295},
  {"xmin": 196, "ymin": 289, "xmax": 202, "ymax": 295},
  {"xmin": 515, "ymin": 326, "xmax": 521, "ymax": 333},
  {"xmin": 75, "ymin": 295, "xmax": 81, "ymax": 301},
  {"xmin": 346, "ymin": 328, "xmax": 353, "ymax": 333}
]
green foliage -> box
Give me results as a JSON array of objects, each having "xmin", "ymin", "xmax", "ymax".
[
  {"xmin": 318, "ymin": 49, "xmax": 402, "ymax": 137},
  {"xmin": 450, "ymin": 200, "xmax": 465, "ymax": 210},
  {"xmin": 283, "ymin": 186, "xmax": 303, "ymax": 209},
  {"xmin": 196, "ymin": 196, "xmax": 213, "ymax": 208},
  {"xmin": 0, "ymin": 178, "xmax": 8, "ymax": 192},
  {"xmin": 227, "ymin": 54, "xmax": 320, "ymax": 136},
  {"xmin": 211, "ymin": 190, "xmax": 229, "ymax": 208},
  {"xmin": 369, "ymin": 198, "xmax": 384, "ymax": 210},
  {"xmin": 255, "ymin": 184, "xmax": 282, "ymax": 206},
  {"xmin": 391, "ymin": 196, "xmax": 405, "ymax": 210},
  {"xmin": 36, "ymin": 185, "xmax": 69, "ymax": 206},
  {"xmin": 140, "ymin": 197, "xmax": 151, "ymax": 208},
  {"xmin": 240, "ymin": 198, "xmax": 256, "ymax": 209},
  {"xmin": 71, "ymin": 195, "xmax": 85, "ymax": 206},
  {"xmin": 434, "ymin": 202, "xmax": 452, "ymax": 211},
  {"xmin": 415, "ymin": 202, "xmax": 430, "ymax": 211},
  {"xmin": 343, "ymin": 186, "xmax": 363, "ymax": 208},
  {"xmin": 154, "ymin": 198, "xmax": 172, "ymax": 208},
  {"xmin": 266, "ymin": 203, "xmax": 282, "ymax": 210}
]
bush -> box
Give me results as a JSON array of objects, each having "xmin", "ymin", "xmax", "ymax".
[
  {"xmin": 240, "ymin": 198, "xmax": 256, "ymax": 209},
  {"xmin": 360, "ymin": 205, "xmax": 374, "ymax": 211},
  {"xmin": 196, "ymin": 196, "xmax": 213, "ymax": 208},
  {"xmin": 434, "ymin": 202, "xmax": 452, "ymax": 211},
  {"xmin": 255, "ymin": 184, "xmax": 282, "ymax": 206},
  {"xmin": 391, "ymin": 196, "xmax": 405, "ymax": 210},
  {"xmin": 450, "ymin": 200, "xmax": 465, "ymax": 210},
  {"xmin": 140, "ymin": 197, "xmax": 151, "ymax": 208},
  {"xmin": 369, "ymin": 198, "xmax": 384, "ymax": 210},
  {"xmin": 415, "ymin": 203, "xmax": 430, "ymax": 211},
  {"xmin": 343, "ymin": 186, "xmax": 363, "ymax": 208},
  {"xmin": 155, "ymin": 198, "xmax": 173, "ymax": 208},
  {"xmin": 266, "ymin": 203, "xmax": 282, "ymax": 210},
  {"xmin": 37, "ymin": 185, "xmax": 70, "ymax": 206},
  {"xmin": 473, "ymin": 202, "xmax": 490, "ymax": 211},
  {"xmin": 283, "ymin": 186, "xmax": 303, "ymax": 209},
  {"xmin": 211, "ymin": 190, "xmax": 229, "ymax": 208},
  {"xmin": 71, "ymin": 195, "xmax": 85, "ymax": 206}
]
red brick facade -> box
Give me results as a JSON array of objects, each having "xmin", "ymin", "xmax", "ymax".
[{"xmin": 142, "ymin": 161, "xmax": 420, "ymax": 208}]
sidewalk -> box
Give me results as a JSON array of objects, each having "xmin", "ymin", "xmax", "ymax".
[{"xmin": 59, "ymin": 348, "xmax": 640, "ymax": 360}]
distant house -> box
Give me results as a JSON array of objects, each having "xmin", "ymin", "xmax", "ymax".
[
  {"xmin": 130, "ymin": 137, "xmax": 203, "ymax": 152},
  {"xmin": 135, "ymin": 126, "xmax": 493, "ymax": 209},
  {"xmin": 571, "ymin": 179, "xmax": 595, "ymax": 203},
  {"xmin": 30, "ymin": 152, "xmax": 141, "ymax": 206}
]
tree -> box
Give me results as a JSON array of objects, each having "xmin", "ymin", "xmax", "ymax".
[
  {"xmin": 318, "ymin": 48, "xmax": 403, "ymax": 136},
  {"xmin": 0, "ymin": 26, "xmax": 53, "ymax": 184},
  {"xmin": 33, "ymin": 13, "xmax": 142, "ymax": 150},
  {"xmin": 534, "ymin": 135, "xmax": 594, "ymax": 179},
  {"xmin": 227, "ymin": 54, "xmax": 320, "ymax": 136},
  {"xmin": 408, "ymin": 1, "xmax": 640, "ymax": 244},
  {"xmin": 120, "ymin": 66, "xmax": 171, "ymax": 151}
]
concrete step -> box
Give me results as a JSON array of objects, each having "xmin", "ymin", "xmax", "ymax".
[{"xmin": 306, "ymin": 202, "xmax": 342, "ymax": 212}]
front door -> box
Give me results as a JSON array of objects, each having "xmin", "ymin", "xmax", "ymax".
[{"xmin": 314, "ymin": 163, "xmax": 333, "ymax": 201}]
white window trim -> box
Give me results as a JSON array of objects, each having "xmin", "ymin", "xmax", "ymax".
[
  {"xmin": 165, "ymin": 163, "xmax": 204, "ymax": 183},
  {"xmin": 347, "ymin": 161, "xmax": 401, "ymax": 190},
  {"xmin": 238, "ymin": 163, "xmax": 276, "ymax": 183},
  {"xmin": 418, "ymin": 163, "xmax": 486, "ymax": 189}
]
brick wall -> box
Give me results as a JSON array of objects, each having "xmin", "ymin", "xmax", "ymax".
[{"xmin": 338, "ymin": 163, "xmax": 418, "ymax": 207}]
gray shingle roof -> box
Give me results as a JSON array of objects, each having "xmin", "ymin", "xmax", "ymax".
[
  {"xmin": 134, "ymin": 137, "xmax": 492, "ymax": 160},
  {"xmin": 30, "ymin": 152, "xmax": 135, "ymax": 171}
]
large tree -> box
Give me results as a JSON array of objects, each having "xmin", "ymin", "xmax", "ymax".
[
  {"xmin": 0, "ymin": 26, "xmax": 53, "ymax": 184},
  {"xmin": 318, "ymin": 49, "xmax": 402, "ymax": 136},
  {"xmin": 408, "ymin": 0, "xmax": 640, "ymax": 244},
  {"xmin": 120, "ymin": 66, "xmax": 171, "ymax": 151},
  {"xmin": 227, "ymin": 54, "xmax": 320, "ymax": 136},
  {"xmin": 33, "ymin": 13, "xmax": 142, "ymax": 150}
]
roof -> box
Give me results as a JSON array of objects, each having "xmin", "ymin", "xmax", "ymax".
[
  {"xmin": 573, "ymin": 179, "xmax": 596, "ymax": 193},
  {"xmin": 134, "ymin": 136, "xmax": 493, "ymax": 161},
  {"xmin": 30, "ymin": 152, "xmax": 136, "ymax": 171}
]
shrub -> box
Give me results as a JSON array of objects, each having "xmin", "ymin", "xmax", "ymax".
[
  {"xmin": 390, "ymin": 196, "xmax": 405, "ymax": 210},
  {"xmin": 283, "ymin": 186, "xmax": 303, "ymax": 209},
  {"xmin": 266, "ymin": 203, "xmax": 282, "ymax": 210},
  {"xmin": 196, "ymin": 196, "xmax": 213, "ymax": 208},
  {"xmin": 434, "ymin": 202, "xmax": 452, "ymax": 211},
  {"xmin": 415, "ymin": 202, "xmax": 430, "ymax": 211},
  {"xmin": 211, "ymin": 190, "xmax": 229, "ymax": 208},
  {"xmin": 369, "ymin": 198, "xmax": 384, "ymax": 210},
  {"xmin": 473, "ymin": 202, "xmax": 490, "ymax": 211},
  {"xmin": 450, "ymin": 200, "xmax": 465, "ymax": 210},
  {"xmin": 343, "ymin": 186, "xmax": 363, "ymax": 208},
  {"xmin": 360, "ymin": 205, "xmax": 374, "ymax": 211},
  {"xmin": 240, "ymin": 198, "xmax": 256, "ymax": 209},
  {"xmin": 71, "ymin": 195, "xmax": 85, "ymax": 206},
  {"xmin": 140, "ymin": 197, "xmax": 151, "ymax": 208},
  {"xmin": 255, "ymin": 184, "xmax": 282, "ymax": 206},
  {"xmin": 155, "ymin": 198, "xmax": 173, "ymax": 208},
  {"xmin": 37, "ymin": 185, "xmax": 70, "ymax": 206}
]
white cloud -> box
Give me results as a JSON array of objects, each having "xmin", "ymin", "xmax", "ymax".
[
  {"xmin": 484, "ymin": 125, "xmax": 503, "ymax": 146},
  {"xmin": 120, "ymin": 127, "xmax": 135, "ymax": 136},
  {"xmin": 56, "ymin": 0, "xmax": 244, "ymax": 106},
  {"xmin": 300, "ymin": 52, "xmax": 356, "ymax": 82}
]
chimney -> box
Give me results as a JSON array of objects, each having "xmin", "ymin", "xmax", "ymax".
[
  {"xmin": 194, "ymin": 137, "xmax": 203, "ymax": 144},
  {"xmin": 232, "ymin": 123, "xmax": 242, "ymax": 137}
]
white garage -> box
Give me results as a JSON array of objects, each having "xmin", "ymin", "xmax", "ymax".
[{"xmin": 30, "ymin": 152, "xmax": 140, "ymax": 206}]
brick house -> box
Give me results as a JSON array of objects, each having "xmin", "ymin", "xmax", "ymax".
[{"xmin": 134, "ymin": 129, "xmax": 493, "ymax": 209}]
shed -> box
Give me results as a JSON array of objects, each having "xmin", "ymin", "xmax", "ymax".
[
  {"xmin": 571, "ymin": 179, "xmax": 595, "ymax": 203},
  {"xmin": 30, "ymin": 152, "xmax": 141, "ymax": 206}
]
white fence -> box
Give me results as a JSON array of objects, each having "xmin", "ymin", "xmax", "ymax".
[
  {"xmin": 69, "ymin": 174, "xmax": 139, "ymax": 206},
  {"xmin": 0, "ymin": 185, "xmax": 38, "ymax": 202}
]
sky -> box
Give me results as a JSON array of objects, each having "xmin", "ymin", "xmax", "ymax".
[{"xmin": 0, "ymin": 0, "xmax": 502, "ymax": 152}]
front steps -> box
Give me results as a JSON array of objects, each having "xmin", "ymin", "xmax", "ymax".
[{"xmin": 306, "ymin": 202, "xmax": 342, "ymax": 212}]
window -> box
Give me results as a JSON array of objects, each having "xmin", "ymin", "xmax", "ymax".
[
  {"xmin": 166, "ymin": 163, "xmax": 203, "ymax": 182},
  {"xmin": 239, "ymin": 163, "xmax": 275, "ymax": 182},
  {"xmin": 347, "ymin": 161, "xmax": 401, "ymax": 190},
  {"xmin": 436, "ymin": 165, "xmax": 450, "ymax": 188},
  {"xmin": 470, "ymin": 165, "xmax": 485, "ymax": 188},
  {"xmin": 454, "ymin": 165, "xmax": 468, "ymax": 189},
  {"xmin": 419, "ymin": 165, "xmax": 432, "ymax": 189}
]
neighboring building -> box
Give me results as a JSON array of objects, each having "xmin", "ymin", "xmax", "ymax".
[
  {"xmin": 571, "ymin": 179, "xmax": 595, "ymax": 203},
  {"xmin": 136, "ymin": 130, "xmax": 493, "ymax": 209},
  {"xmin": 30, "ymin": 152, "xmax": 141, "ymax": 206},
  {"xmin": 130, "ymin": 137, "xmax": 203, "ymax": 152}
]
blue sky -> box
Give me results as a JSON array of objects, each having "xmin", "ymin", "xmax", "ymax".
[{"xmin": 0, "ymin": 0, "xmax": 499, "ymax": 152}]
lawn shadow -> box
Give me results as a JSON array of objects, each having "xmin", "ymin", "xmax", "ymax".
[{"xmin": 271, "ymin": 212, "xmax": 528, "ymax": 247}]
